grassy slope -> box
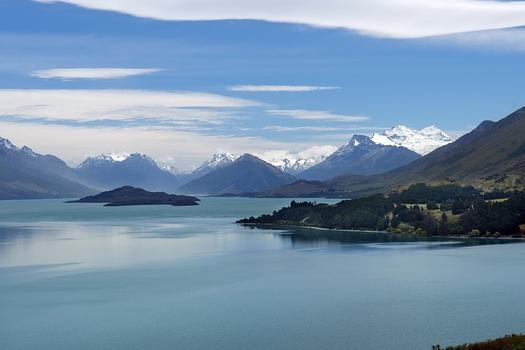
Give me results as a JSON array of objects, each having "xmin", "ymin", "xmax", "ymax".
[{"xmin": 443, "ymin": 334, "xmax": 525, "ymax": 350}]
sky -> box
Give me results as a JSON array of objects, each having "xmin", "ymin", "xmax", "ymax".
[{"xmin": 1, "ymin": 0, "xmax": 524, "ymax": 169}]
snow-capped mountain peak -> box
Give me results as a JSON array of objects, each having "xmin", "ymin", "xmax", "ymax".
[
  {"xmin": 0, "ymin": 137, "xmax": 19, "ymax": 151},
  {"xmin": 190, "ymin": 153, "xmax": 238, "ymax": 177},
  {"xmin": 371, "ymin": 125, "xmax": 454, "ymax": 155},
  {"xmin": 77, "ymin": 152, "xmax": 159, "ymax": 168},
  {"xmin": 256, "ymin": 145, "xmax": 337, "ymax": 175},
  {"xmin": 161, "ymin": 165, "xmax": 186, "ymax": 175},
  {"xmin": 20, "ymin": 146, "xmax": 37, "ymax": 158},
  {"xmin": 207, "ymin": 153, "xmax": 238, "ymax": 168},
  {"xmin": 1, "ymin": 137, "xmax": 39, "ymax": 158},
  {"xmin": 334, "ymin": 135, "xmax": 376, "ymax": 156}
]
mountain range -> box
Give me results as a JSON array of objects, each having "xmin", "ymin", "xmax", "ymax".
[
  {"xmin": 76, "ymin": 153, "xmax": 183, "ymax": 192},
  {"xmin": 299, "ymin": 135, "xmax": 421, "ymax": 180},
  {"xmin": 0, "ymin": 124, "xmax": 464, "ymax": 199},
  {"xmin": 259, "ymin": 106, "xmax": 525, "ymax": 198},
  {"xmin": 0, "ymin": 137, "xmax": 93, "ymax": 199}
]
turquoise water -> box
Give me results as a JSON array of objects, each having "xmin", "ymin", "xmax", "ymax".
[{"xmin": 1, "ymin": 198, "xmax": 525, "ymax": 350}]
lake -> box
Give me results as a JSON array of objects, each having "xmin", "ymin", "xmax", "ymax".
[{"xmin": 1, "ymin": 197, "xmax": 524, "ymax": 350}]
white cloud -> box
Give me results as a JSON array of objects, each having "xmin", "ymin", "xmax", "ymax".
[
  {"xmin": 267, "ymin": 109, "xmax": 368, "ymax": 122},
  {"xmin": 31, "ymin": 68, "xmax": 162, "ymax": 80},
  {"xmin": 36, "ymin": 0, "xmax": 525, "ymax": 39},
  {"xmin": 434, "ymin": 28, "xmax": 525, "ymax": 52},
  {"xmin": 0, "ymin": 89, "xmax": 259, "ymax": 123},
  {"xmin": 228, "ymin": 85, "xmax": 340, "ymax": 92}
]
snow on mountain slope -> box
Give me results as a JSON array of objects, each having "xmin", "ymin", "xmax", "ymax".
[
  {"xmin": 371, "ymin": 125, "xmax": 454, "ymax": 155},
  {"xmin": 190, "ymin": 153, "xmax": 238, "ymax": 178},
  {"xmin": 0, "ymin": 137, "xmax": 40, "ymax": 158},
  {"xmin": 77, "ymin": 153, "xmax": 159, "ymax": 168},
  {"xmin": 256, "ymin": 145, "xmax": 337, "ymax": 175}
]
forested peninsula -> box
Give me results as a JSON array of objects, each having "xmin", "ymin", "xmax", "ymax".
[{"xmin": 238, "ymin": 184, "xmax": 525, "ymax": 237}]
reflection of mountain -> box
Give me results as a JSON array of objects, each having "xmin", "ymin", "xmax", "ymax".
[
  {"xmin": 179, "ymin": 154, "xmax": 296, "ymax": 195},
  {"xmin": 0, "ymin": 137, "xmax": 93, "ymax": 199}
]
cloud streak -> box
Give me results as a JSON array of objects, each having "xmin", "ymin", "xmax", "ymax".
[
  {"xmin": 0, "ymin": 89, "xmax": 259, "ymax": 124},
  {"xmin": 31, "ymin": 68, "xmax": 162, "ymax": 80},
  {"xmin": 36, "ymin": 0, "xmax": 525, "ymax": 39},
  {"xmin": 267, "ymin": 109, "xmax": 368, "ymax": 122},
  {"xmin": 228, "ymin": 85, "xmax": 340, "ymax": 92}
]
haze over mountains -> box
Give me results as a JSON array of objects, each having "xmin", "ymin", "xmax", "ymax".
[
  {"xmin": 76, "ymin": 153, "xmax": 183, "ymax": 192},
  {"xmin": 0, "ymin": 124, "xmax": 459, "ymax": 199}
]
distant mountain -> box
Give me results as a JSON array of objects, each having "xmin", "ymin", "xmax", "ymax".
[
  {"xmin": 76, "ymin": 153, "xmax": 181, "ymax": 192},
  {"xmin": 259, "ymin": 106, "xmax": 525, "ymax": 198},
  {"xmin": 371, "ymin": 125, "xmax": 454, "ymax": 155},
  {"xmin": 257, "ymin": 146, "xmax": 336, "ymax": 175},
  {"xmin": 179, "ymin": 154, "xmax": 297, "ymax": 195},
  {"xmin": 188, "ymin": 153, "xmax": 238, "ymax": 180},
  {"xmin": 161, "ymin": 165, "xmax": 187, "ymax": 176},
  {"xmin": 0, "ymin": 137, "xmax": 94, "ymax": 199},
  {"xmin": 299, "ymin": 135, "xmax": 421, "ymax": 181}
]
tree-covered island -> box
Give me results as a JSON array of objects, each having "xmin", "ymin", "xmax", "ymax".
[{"xmin": 238, "ymin": 184, "xmax": 525, "ymax": 237}]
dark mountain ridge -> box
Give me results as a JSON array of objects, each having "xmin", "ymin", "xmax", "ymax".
[
  {"xmin": 0, "ymin": 138, "xmax": 94, "ymax": 200},
  {"xmin": 179, "ymin": 154, "xmax": 297, "ymax": 195}
]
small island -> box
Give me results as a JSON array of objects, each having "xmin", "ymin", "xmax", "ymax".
[{"xmin": 67, "ymin": 186, "xmax": 200, "ymax": 207}]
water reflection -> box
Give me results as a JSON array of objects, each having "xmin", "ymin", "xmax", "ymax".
[{"xmin": 242, "ymin": 224, "xmax": 521, "ymax": 249}]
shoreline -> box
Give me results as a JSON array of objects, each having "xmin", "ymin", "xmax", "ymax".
[{"xmin": 238, "ymin": 222, "xmax": 525, "ymax": 241}]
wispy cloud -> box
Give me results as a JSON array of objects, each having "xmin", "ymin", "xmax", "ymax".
[
  {"xmin": 263, "ymin": 125, "xmax": 386, "ymax": 132},
  {"xmin": 433, "ymin": 28, "xmax": 525, "ymax": 52},
  {"xmin": 0, "ymin": 89, "xmax": 259, "ymax": 124},
  {"xmin": 267, "ymin": 109, "xmax": 368, "ymax": 122},
  {"xmin": 228, "ymin": 85, "xmax": 340, "ymax": 92},
  {"xmin": 31, "ymin": 68, "xmax": 162, "ymax": 80},
  {"xmin": 36, "ymin": 0, "xmax": 525, "ymax": 39},
  {"xmin": 263, "ymin": 126, "xmax": 342, "ymax": 132}
]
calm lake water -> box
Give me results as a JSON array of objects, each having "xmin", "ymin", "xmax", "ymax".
[{"xmin": 1, "ymin": 197, "xmax": 525, "ymax": 350}]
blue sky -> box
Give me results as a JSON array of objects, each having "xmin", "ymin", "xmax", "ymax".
[{"xmin": 1, "ymin": 0, "xmax": 525, "ymax": 169}]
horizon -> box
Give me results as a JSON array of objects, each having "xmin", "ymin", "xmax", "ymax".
[
  {"xmin": 2, "ymin": 122, "xmax": 458, "ymax": 170},
  {"xmin": 1, "ymin": 0, "xmax": 525, "ymax": 169}
]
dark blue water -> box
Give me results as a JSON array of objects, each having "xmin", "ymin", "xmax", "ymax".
[{"xmin": 1, "ymin": 198, "xmax": 524, "ymax": 350}]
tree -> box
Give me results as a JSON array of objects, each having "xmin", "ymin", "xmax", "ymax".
[
  {"xmin": 391, "ymin": 216, "xmax": 401, "ymax": 228},
  {"xmin": 468, "ymin": 229, "xmax": 481, "ymax": 237}
]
